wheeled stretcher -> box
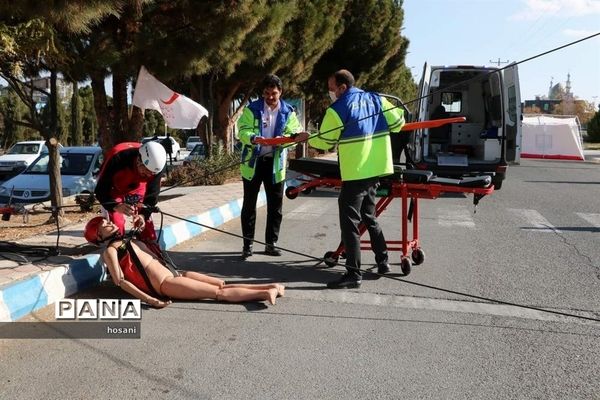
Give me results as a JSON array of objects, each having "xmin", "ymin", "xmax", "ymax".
[
  {"xmin": 285, "ymin": 158, "xmax": 494, "ymax": 275},
  {"xmin": 255, "ymin": 116, "xmax": 493, "ymax": 276}
]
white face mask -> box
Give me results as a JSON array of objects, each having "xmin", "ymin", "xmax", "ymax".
[{"xmin": 328, "ymin": 91, "xmax": 337, "ymax": 102}]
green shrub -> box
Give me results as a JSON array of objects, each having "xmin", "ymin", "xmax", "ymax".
[
  {"xmin": 165, "ymin": 146, "xmax": 240, "ymax": 186},
  {"xmin": 588, "ymin": 110, "xmax": 600, "ymax": 142}
]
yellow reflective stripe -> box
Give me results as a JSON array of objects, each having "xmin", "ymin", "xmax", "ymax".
[
  {"xmin": 387, "ymin": 120, "xmax": 403, "ymax": 130},
  {"xmin": 338, "ymin": 131, "xmax": 389, "ymax": 145}
]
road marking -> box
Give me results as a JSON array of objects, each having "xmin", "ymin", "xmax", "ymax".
[
  {"xmin": 437, "ymin": 206, "xmax": 475, "ymax": 228},
  {"xmin": 286, "ymin": 290, "xmax": 597, "ymax": 325},
  {"xmin": 507, "ymin": 208, "xmax": 561, "ymax": 233},
  {"xmin": 575, "ymin": 212, "xmax": 600, "ymax": 228},
  {"xmin": 287, "ymin": 199, "xmax": 334, "ymax": 220}
]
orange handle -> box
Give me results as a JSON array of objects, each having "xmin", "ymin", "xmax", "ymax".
[
  {"xmin": 253, "ymin": 136, "xmax": 296, "ymax": 145},
  {"xmin": 401, "ymin": 117, "xmax": 466, "ymax": 131}
]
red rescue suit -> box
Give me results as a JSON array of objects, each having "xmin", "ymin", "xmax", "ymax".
[{"xmin": 95, "ymin": 142, "xmax": 163, "ymax": 240}]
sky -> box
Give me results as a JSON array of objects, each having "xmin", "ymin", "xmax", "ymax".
[{"xmin": 402, "ymin": 0, "xmax": 600, "ymax": 106}]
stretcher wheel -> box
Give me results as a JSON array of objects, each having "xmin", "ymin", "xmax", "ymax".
[
  {"xmin": 401, "ymin": 258, "xmax": 412, "ymax": 276},
  {"xmin": 302, "ymin": 187, "xmax": 314, "ymax": 195},
  {"xmin": 411, "ymin": 249, "xmax": 425, "ymax": 266},
  {"xmin": 492, "ymin": 176, "xmax": 503, "ymax": 190},
  {"xmin": 285, "ymin": 186, "xmax": 298, "ymax": 199},
  {"xmin": 324, "ymin": 251, "xmax": 338, "ymax": 268}
]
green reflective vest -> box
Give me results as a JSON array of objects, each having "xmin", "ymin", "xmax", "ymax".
[
  {"xmin": 309, "ymin": 88, "xmax": 405, "ymax": 181},
  {"xmin": 238, "ymin": 99, "xmax": 302, "ymax": 183}
]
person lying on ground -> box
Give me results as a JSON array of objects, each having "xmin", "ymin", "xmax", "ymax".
[{"xmin": 84, "ymin": 216, "xmax": 284, "ymax": 308}]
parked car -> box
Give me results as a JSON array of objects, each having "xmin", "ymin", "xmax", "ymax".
[
  {"xmin": 0, "ymin": 140, "xmax": 61, "ymax": 180},
  {"xmin": 0, "ymin": 146, "xmax": 103, "ymax": 205},
  {"xmin": 141, "ymin": 136, "xmax": 181, "ymax": 160},
  {"xmin": 183, "ymin": 143, "xmax": 207, "ymax": 165},
  {"xmin": 186, "ymin": 136, "xmax": 202, "ymax": 151}
]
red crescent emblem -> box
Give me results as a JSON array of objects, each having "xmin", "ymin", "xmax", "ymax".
[{"xmin": 161, "ymin": 92, "xmax": 180, "ymax": 105}]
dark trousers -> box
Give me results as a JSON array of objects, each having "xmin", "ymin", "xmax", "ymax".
[
  {"xmin": 241, "ymin": 156, "xmax": 284, "ymax": 249},
  {"xmin": 338, "ymin": 177, "xmax": 388, "ymax": 277}
]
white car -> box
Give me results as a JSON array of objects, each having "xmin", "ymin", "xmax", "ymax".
[
  {"xmin": 0, "ymin": 146, "xmax": 103, "ymax": 205},
  {"xmin": 141, "ymin": 136, "xmax": 181, "ymax": 160},
  {"xmin": 0, "ymin": 140, "xmax": 57, "ymax": 179},
  {"xmin": 183, "ymin": 143, "xmax": 207, "ymax": 165},
  {"xmin": 186, "ymin": 136, "xmax": 202, "ymax": 151}
]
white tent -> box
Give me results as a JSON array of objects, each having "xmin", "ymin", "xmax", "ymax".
[{"xmin": 521, "ymin": 115, "xmax": 584, "ymax": 161}]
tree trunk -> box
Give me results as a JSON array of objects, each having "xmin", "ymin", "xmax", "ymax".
[
  {"xmin": 190, "ymin": 74, "xmax": 211, "ymax": 149},
  {"xmin": 70, "ymin": 81, "xmax": 83, "ymax": 146},
  {"xmin": 90, "ymin": 71, "xmax": 112, "ymax": 152},
  {"xmin": 48, "ymin": 70, "xmax": 64, "ymax": 220},
  {"xmin": 129, "ymin": 106, "xmax": 144, "ymax": 139},
  {"xmin": 112, "ymin": 68, "xmax": 136, "ymax": 142},
  {"xmin": 215, "ymin": 81, "xmax": 242, "ymax": 152}
]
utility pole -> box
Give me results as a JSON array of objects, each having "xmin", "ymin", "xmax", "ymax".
[{"xmin": 489, "ymin": 58, "xmax": 510, "ymax": 67}]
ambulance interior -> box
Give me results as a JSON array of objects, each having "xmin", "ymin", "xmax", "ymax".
[{"xmin": 422, "ymin": 69, "xmax": 504, "ymax": 167}]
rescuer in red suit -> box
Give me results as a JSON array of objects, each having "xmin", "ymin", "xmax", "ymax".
[{"xmin": 94, "ymin": 141, "xmax": 167, "ymax": 241}]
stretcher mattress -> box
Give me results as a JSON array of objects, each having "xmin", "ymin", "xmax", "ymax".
[{"xmin": 288, "ymin": 158, "xmax": 491, "ymax": 188}]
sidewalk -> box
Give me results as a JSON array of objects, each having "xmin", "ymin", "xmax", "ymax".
[
  {"xmin": 0, "ymin": 182, "xmax": 266, "ymax": 322},
  {"xmin": 584, "ymin": 149, "xmax": 600, "ymax": 163}
]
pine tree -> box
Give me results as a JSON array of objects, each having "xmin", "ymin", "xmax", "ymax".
[
  {"xmin": 0, "ymin": 2, "xmax": 119, "ymax": 219},
  {"xmin": 79, "ymin": 86, "xmax": 97, "ymax": 145},
  {"xmin": 0, "ymin": 89, "xmax": 27, "ymax": 148},
  {"xmin": 70, "ymin": 81, "xmax": 83, "ymax": 146},
  {"xmin": 587, "ymin": 109, "xmax": 600, "ymax": 142},
  {"xmin": 303, "ymin": 0, "xmax": 416, "ymax": 122}
]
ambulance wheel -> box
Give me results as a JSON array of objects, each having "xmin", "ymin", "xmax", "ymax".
[
  {"xmin": 401, "ymin": 258, "xmax": 412, "ymax": 276},
  {"xmin": 324, "ymin": 251, "xmax": 338, "ymax": 268},
  {"xmin": 411, "ymin": 248, "xmax": 425, "ymax": 265},
  {"xmin": 285, "ymin": 187, "xmax": 298, "ymax": 199}
]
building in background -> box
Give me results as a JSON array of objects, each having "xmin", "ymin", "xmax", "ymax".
[
  {"xmin": 26, "ymin": 77, "xmax": 72, "ymax": 107},
  {"xmin": 523, "ymin": 74, "xmax": 585, "ymax": 115}
]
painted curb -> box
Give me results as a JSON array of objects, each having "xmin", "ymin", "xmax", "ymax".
[{"xmin": 0, "ymin": 191, "xmax": 266, "ymax": 322}]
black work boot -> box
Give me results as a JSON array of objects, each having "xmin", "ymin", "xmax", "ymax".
[
  {"xmin": 242, "ymin": 245, "xmax": 253, "ymax": 259},
  {"xmin": 327, "ymin": 272, "xmax": 362, "ymax": 289},
  {"xmin": 377, "ymin": 263, "xmax": 391, "ymax": 274},
  {"xmin": 265, "ymin": 243, "xmax": 282, "ymax": 256}
]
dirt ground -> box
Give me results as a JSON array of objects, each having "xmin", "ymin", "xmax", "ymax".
[{"xmin": 0, "ymin": 202, "xmax": 99, "ymax": 242}]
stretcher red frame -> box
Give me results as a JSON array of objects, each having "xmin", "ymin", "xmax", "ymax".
[
  {"xmin": 253, "ymin": 117, "xmax": 467, "ymax": 146},
  {"xmin": 285, "ymin": 164, "xmax": 493, "ymax": 276}
]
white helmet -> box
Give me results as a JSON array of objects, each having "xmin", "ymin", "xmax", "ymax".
[{"xmin": 139, "ymin": 141, "xmax": 167, "ymax": 174}]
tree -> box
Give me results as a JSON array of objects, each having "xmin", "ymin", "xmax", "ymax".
[
  {"xmin": 79, "ymin": 86, "xmax": 97, "ymax": 145},
  {"xmin": 0, "ymin": 3, "xmax": 118, "ymax": 220},
  {"xmin": 0, "ymin": 89, "xmax": 28, "ymax": 148},
  {"xmin": 553, "ymin": 99, "xmax": 596, "ymax": 126},
  {"xmin": 142, "ymin": 109, "xmax": 163, "ymax": 137},
  {"xmin": 523, "ymin": 105, "xmax": 542, "ymax": 114},
  {"xmin": 302, "ymin": 0, "xmax": 416, "ymax": 124},
  {"xmin": 40, "ymin": 96, "xmax": 69, "ymax": 144},
  {"xmin": 587, "ymin": 109, "xmax": 600, "ymax": 142},
  {"xmin": 70, "ymin": 81, "xmax": 83, "ymax": 145},
  {"xmin": 132, "ymin": 0, "xmax": 348, "ymax": 151}
]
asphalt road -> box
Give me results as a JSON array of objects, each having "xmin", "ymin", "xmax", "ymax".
[{"xmin": 1, "ymin": 158, "xmax": 599, "ymax": 399}]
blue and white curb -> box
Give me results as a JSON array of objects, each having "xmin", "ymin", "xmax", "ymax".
[{"xmin": 0, "ymin": 191, "xmax": 266, "ymax": 322}]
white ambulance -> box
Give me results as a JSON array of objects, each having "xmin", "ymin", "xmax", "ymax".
[{"xmin": 409, "ymin": 63, "xmax": 522, "ymax": 189}]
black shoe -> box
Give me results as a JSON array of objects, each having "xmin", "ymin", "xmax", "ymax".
[
  {"xmin": 327, "ymin": 272, "xmax": 362, "ymax": 289},
  {"xmin": 377, "ymin": 263, "xmax": 391, "ymax": 274},
  {"xmin": 265, "ymin": 244, "xmax": 282, "ymax": 256},
  {"xmin": 242, "ymin": 246, "xmax": 253, "ymax": 259}
]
